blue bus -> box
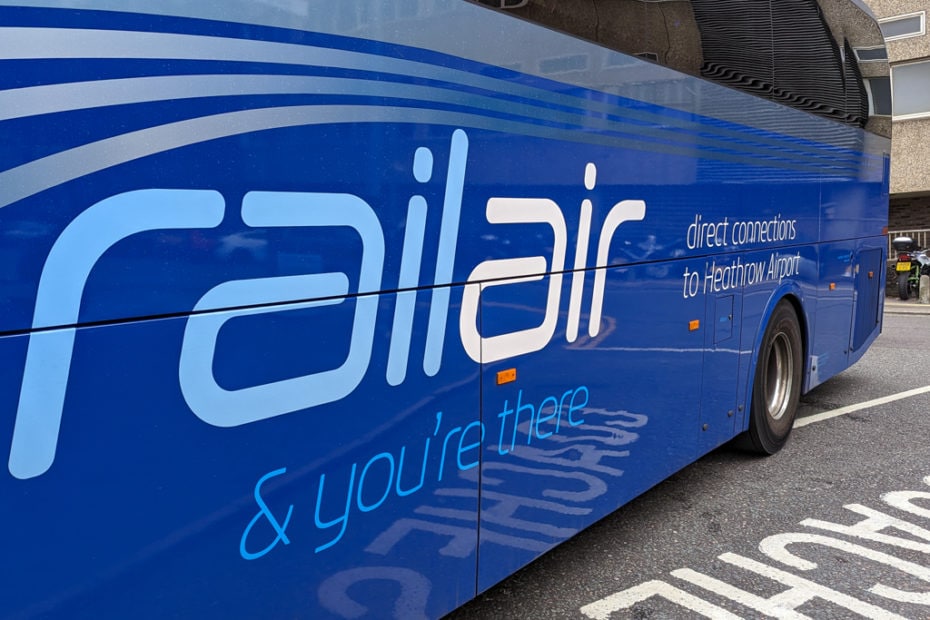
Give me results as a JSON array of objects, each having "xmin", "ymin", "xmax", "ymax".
[{"xmin": 0, "ymin": 0, "xmax": 890, "ymax": 617}]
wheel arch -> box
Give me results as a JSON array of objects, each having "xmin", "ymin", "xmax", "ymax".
[{"xmin": 741, "ymin": 285, "xmax": 810, "ymax": 434}]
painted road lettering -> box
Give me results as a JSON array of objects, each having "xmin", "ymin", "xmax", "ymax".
[{"xmin": 581, "ymin": 475, "xmax": 930, "ymax": 618}]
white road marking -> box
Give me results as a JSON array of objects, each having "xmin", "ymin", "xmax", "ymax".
[{"xmin": 794, "ymin": 385, "xmax": 930, "ymax": 428}]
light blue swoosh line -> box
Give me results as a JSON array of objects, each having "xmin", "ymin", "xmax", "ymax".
[
  {"xmin": 0, "ymin": 26, "xmax": 603, "ymax": 112},
  {"xmin": 0, "ymin": 73, "xmax": 858, "ymax": 173},
  {"xmin": 0, "ymin": 103, "xmax": 850, "ymax": 212},
  {"xmin": 0, "ymin": 26, "xmax": 869, "ymax": 164},
  {"xmin": 0, "ymin": 74, "xmax": 650, "ymax": 142}
]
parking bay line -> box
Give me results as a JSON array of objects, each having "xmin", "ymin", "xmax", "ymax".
[{"xmin": 794, "ymin": 385, "xmax": 930, "ymax": 428}]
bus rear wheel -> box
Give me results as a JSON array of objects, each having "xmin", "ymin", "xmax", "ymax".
[{"xmin": 743, "ymin": 300, "xmax": 802, "ymax": 454}]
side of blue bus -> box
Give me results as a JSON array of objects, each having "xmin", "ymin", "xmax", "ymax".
[{"xmin": 0, "ymin": 1, "xmax": 889, "ymax": 617}]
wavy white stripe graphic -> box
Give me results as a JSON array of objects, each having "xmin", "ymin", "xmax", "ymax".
[
  {"xmin": 0, "ymin": 74, "xmax": 595, "ymax": 129},
  {"xmin": 0, "ymin": 28, "xmax": 872, "ymax": 209},
  {"xmin": 0, "ymin": 105, "xmax": 639, "ymax": 210},
  {"xmin": 0, "ymin": 99, "xmax": 862, "ymax": 211},
  {"xmin": 0, "ymin": 26, "xmax": 599, "ymax": 116},
  {"xmin": 0, "ymin": 26, "xmax": 868, "ymax": 166},
  {"xmin": 0, "ymin": 72, "xmax": 855, "ymax": 177}
]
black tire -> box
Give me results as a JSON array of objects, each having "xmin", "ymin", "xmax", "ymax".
[
  {"xmin": 899, "ymin": 273, "xmax": 911, "ymax": 300},
  {"xmin": 743, "ymin": 300, "xmax": 803, "ymax": 454}
]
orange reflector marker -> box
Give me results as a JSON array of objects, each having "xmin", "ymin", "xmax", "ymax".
[
  {"xmin": 497, "ymin": 368, "xmax": 517, "ymax": 385},
  {"xmin": 830, "ymin": 283, "xmax": 836, "ymax": 291},
  {"xmin": 689, "ymin": 320, "xmax": 700, "ymax": 331}
]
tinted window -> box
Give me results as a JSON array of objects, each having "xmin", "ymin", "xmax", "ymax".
[{"xmin": 473, "ymin": 0, "xmax": 891, "ymax": 135}]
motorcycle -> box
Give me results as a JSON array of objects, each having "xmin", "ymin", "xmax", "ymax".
[{"xmin": 892, "ymin": 236, "xmax": 930, "ymax": 300}]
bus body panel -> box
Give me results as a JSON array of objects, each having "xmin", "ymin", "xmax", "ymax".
[
  {"xmin": 0, "ymin": 0, "xmax": 889, "ymax": 617},
  {"xmin": 0, "ymin": 295, "xmax": 484, "ymax": 618},
  {"xmin": 475, "ymin": 259, "xmax": 716, "ymax": 591}
]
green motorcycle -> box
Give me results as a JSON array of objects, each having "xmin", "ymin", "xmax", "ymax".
[{"xmin": 893, "ymin": 236, "xmax": 930, "ymax": 300}]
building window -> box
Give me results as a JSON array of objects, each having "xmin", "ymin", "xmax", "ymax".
[
  {"xmin": 892, "ymin": 60, "xmax": 930, "ymax": 118},
  {"xmin": 879, "ymin": 12, "xmax": 925, "ymax": 41},
  {"xmin": 853, "ymin": 46, "xmax": 888, "ymax": 62}
]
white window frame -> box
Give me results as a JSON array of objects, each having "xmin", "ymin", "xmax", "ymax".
[
  {"xmin": 891, "ymin": 59, "xmax": 930, "ymax": 120},
  {"xmin": 879, "ymin": 11, "xmax": 926, "ymax": 42}
]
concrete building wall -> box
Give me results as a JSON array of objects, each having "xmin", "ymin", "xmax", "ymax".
[
  {"xmin": 891, "ymin": 120, "xmax": 930, "ymax": 194},
  {"xmin": 866, "ymin": 0, "xmax": 930, "ymax": 232}
]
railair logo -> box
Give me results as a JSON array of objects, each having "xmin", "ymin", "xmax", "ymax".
[{"xmin": 7, "ymin": 129, "xmax": 646, "ymax": 480}]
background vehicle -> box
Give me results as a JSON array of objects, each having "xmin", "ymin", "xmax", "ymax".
[
  {"xmin": 0, "ymin": 1, "xmax": 890, "ymax": 618},
  {"xmin": 893, "ymin": 236, "xmax": 930, "ymax": 299}
]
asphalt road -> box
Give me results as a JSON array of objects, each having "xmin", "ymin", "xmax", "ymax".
[{"xmin": 447, "ymin": 302, "xmax": 930, "ymax": 619}]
